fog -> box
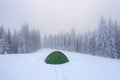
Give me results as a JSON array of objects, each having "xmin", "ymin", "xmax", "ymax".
[{"xmin": 0, "ymin": 0, "xmax": 120, "ymax": 35}]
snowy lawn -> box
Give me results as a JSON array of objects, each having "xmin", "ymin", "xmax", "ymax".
[{"xmin": 0, "ymin": 49, "xmax": 120, "ymax": 80}]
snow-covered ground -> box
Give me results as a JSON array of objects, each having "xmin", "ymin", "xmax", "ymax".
[{"xmin": 0, "ymin": 49, "xmax": 120, "ymax": 80}]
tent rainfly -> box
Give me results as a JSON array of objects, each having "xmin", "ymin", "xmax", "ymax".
[{"xmin": 45, "ymin": 51, "xmax": 69, "ymax": 64}]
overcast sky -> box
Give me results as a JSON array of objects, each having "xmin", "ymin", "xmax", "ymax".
[{"xmin": 0, "ymin": 0, "xmax": 120, "ymax": 35}]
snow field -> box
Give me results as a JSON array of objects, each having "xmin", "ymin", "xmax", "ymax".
[{"xmin": 0, "ymin": 49, "xmax": 120, "ymax": 80}]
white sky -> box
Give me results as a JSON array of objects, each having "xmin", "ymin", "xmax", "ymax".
[{"xmin": 0, "ymin": 0, "xmax": 120, "ymax": 35}]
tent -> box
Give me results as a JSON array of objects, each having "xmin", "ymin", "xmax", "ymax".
[{"xmin": 45, "ymin": 51, "xmax": 69, "ymax": 64}]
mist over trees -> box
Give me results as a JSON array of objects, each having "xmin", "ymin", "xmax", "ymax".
[
  {"xmin": 42, "ymin": 17, "xmax": 120, "ymax": 59},
  {"xmin": 0, "ymin": 24, "xmax": 41, "ymax": 54},
  {"xmin": 1, "ymin": 17, "xmax": 120, "ymax": 59}
]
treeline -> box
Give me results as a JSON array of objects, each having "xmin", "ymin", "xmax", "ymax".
[
  {"xmin": 1, "ymin": 16, "xmax": 120, "ymax": 59},
  {"xmin": 0, "ymin": 24, "xmax": 41, "ymax": 54},
  {"xmin": 42, "ymin": 17, "xmax": 120, "ymax": 59}
]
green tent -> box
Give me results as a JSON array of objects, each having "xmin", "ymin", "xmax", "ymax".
[{"xmin": 45, "ymin": 51, "xmax": 69, "ymax": 64}]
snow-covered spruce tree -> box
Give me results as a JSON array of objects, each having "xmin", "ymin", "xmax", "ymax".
[
  {"xmin": 95, "ymin": 17, "xmax": 109, "ymax": 57},
  {"xmin": 18, "ymin": 32, "xmax": 23, "ymax": 53},
  {"xmin": 54, "ymin": 35, "xmax": 60, "ymax": 49},
  {"xmin": 0, "ymin": 25, "xmax": 5, "ymax": 54},
  {"xmin": 30, "ymin": 29, "xmax": 41, "ymax": 52},
  {"xmin": 80, "ymin": 34, "xmax": 87, "ymax": 53},
  {"xmin": 0, "ymin": 25, "xmax": 4, "ymax": 38},
  {"xmin": 56, "ymin": 32, "xmax": 65, "ymax": 50},
  {"xmin": 89, "ymin": 30, "xmax": 96, "ymax": 55},
  {"xmin": 69, "ymin": 29, "xmax": 77, "ymax": 52},
  {"xmin": 4, "ymin": 29, "xmax": 12, "ymax": 54},
  {"xmin": 86, "ymin": 31, "xmax": 93, "ymax": 53},
  {"xmin": 50, "ymin": 35, "xmax": 55, "ymax": 49},
  {"xmin": 42, "ymin": 34, "xmax": 49, "ymax": 48},
  {"xmin": 95, "ymin": 17, "xmax": 118, "ymax": 58},
  {"xmin": 76, "ymin": 34, "xmax": 82, "ymax": 53},
  {"xmin": 18, "ymin": 24, "xmax": 31, "ymax": 53},
  {"xmin": 114, "ymin": 20, "xmax": 120, "ymax": 58},
  {"xmin": 63, "ymin": 32, "xmax": 71, "ymax": 51},
  {"xmin": 11, "ymin": 30, "xmax": 19, "ymax": 53},
  {"xmin": 76, "ymin": 31, "xmax": 96, "ymax": 54},
  {"xmin": 107, "ymin": 17, "xmax": 118, "ymax": 58},
  {"xmin": 83, "ymin": 31, "xmax": 95, "ymax": 54},
  {"xmin": 47, "ymin": 35, "xmax": 54, "ymax": 49},
  {"xmin": 0, "ymin": 26, "xmax": 11, "ymax": 54}
]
